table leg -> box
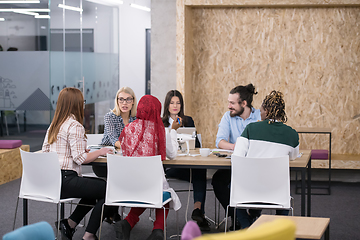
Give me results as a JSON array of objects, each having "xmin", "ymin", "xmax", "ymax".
[
  {"xmin": 0, "ymin": 110, "xmax": 3, "ymax": 136},
  {"xmin": 301, "ymin": 169, "xmax": 305, "ymax": 216},
  {"xmin": 325, "ymin": 224, "xmax": 330, "ymax": 240},
  {"xmin": 307, "ymin": 157, "xmax": 312, "ymax": 217},
  {"xmin": 61, "ymin": 204, "xmax": 65, "ymax": 219},
  {"xmin": 23, "ymin": 199, "xmax": 28, "ymax": 226}
]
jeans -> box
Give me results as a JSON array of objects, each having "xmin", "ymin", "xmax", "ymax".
[
  {"xmin": 237, "ymin": 209, "xmax": 289, "ymax": 229},
  {"xmin": 165, "ymin": 168, "xmax": 207, "ymax": 212},
  {"xmin": 211, "ymin": 169, "xmax": 233, "ymax": 217}
]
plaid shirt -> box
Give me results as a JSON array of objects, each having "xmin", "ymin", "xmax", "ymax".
[
  {"xmin": 101, "ymin": 111, "xmax": 136, "ymax": 146},
  {"xmin": 42, "ymin": 115, "xmax": 87, "ymax": 175}
]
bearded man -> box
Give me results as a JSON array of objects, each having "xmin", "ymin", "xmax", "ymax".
[{"xmin": 212, "ymin": 83, "xmax": 261, "ymax": 230}]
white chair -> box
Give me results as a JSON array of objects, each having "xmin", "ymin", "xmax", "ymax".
[
  {"xmin": 86, "ymin": 133, "xmax": 104, "ymax": 146},
  {"xmin": 99, "ymin": 154, "xmax": 179, "ymax": 240},
  {"xmin": 13, "ymin": 149, "xmax": 82, "ymax": 238},
  {"xmin": 225, "ymin": 155, "xmax": 293, "ymax": 232}
]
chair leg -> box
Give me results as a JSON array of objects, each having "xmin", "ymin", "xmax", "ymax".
[
  {"xmin": 56, "ymin": 204, "xmax": 62, "ymax": 240},
  {"xmin": 98, "ymin": 204, "xmax": 105, "ymax": 240},
  {"xmin": 12, "ymin": 197, "xmax": 20, "ymax": 230},
  {"xmin": 225, "ymin": 205, "xmax": 230, "ymax": 233},
  {"xmin": 163, "ymin": 206, "xmax": 166, "ymax": 240},
  {"xmin": 176, "ymin": 211, "xmax": 179, "ymax": 240}
]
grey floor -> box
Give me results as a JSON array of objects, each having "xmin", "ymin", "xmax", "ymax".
[{"xmin": 1, "ymin": 124, "xmax": 360, "ymax": 239}]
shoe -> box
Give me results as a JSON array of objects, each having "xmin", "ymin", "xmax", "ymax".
[
  {"xmin": 104, "ymin": 213, "xmax": 121, "ymax": 224},
  {"xmin": 58, "ymin": 219, "xmax": 75, "ymax": 240},
  {"xmin": 114, "ymin": 220, "xmax": 131, "ymax": 240},
  {"xmin": 146, "ymin": 229, "xmax": 164, "ymax": 240},
  {"xmin": 82, "ymin": 235, "xmax": 98, "ymax": 240},
  {"xmin": 191, "ymin": 208, "xmax": 210, "ymax": 231}
]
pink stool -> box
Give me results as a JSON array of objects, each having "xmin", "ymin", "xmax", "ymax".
[
  {"xmin": 0, "ymin": 140, "xmax": 22, "ymax": 149},
  {"xmin": 311, "ymin": 149, "xmax": 329, "ymax": 159}
]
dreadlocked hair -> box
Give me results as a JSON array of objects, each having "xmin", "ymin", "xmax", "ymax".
[{"xmin": 262, "ymin": 90, "xmax": 287, "ymax": 123}]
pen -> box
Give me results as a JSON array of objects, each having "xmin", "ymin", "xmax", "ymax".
[{"xmin": 177, "ymin": 118, "xmax": 181, "ymax": 124}]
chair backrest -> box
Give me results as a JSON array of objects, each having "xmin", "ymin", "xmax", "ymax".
[
  {"xmin": 181, "ymin": 221, "xmax": 202, "ymax": 240},
  {"xmin": 86, "ymin": 134, "xmax": 104, "ymax": 146},
  {"xmin": 105, "ymin": 154, "xmax": 164, "ymax": 208},
  {"xmin": 3, "ymin": 221, "xmax": 55, "ymax": 240},
  {"xmin": 230, "ymin": 155, "xmax": 290, "ymax": 208},
  {"xmin": 193, "ymin": 218, "xmax": 296, "ymax": 240},
  {"xmin": 19, "ymin": 149, "xmax": 61, "ymax": 203}
]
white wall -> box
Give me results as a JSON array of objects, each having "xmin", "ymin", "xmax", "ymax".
[
  {"xmin": 119, "ymin": 0, "xmax": 151, "ymax": 100},
  {"xmin": 151, "ymin": 0, "xmax": 176, "ymax": 106}
]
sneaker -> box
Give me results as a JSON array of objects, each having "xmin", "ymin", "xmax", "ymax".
[
  {"xmin": 114, "ymin": 220, "xmax": 131, "ymax": 240},
  {"xmin": 191, "ymin": 208, "xmax": 210, "ymax": 231},
  {"xmin": 58, "ymin": 219, "xmax": 76, "ymax": 240},
  {"xmin": 146, "ymin": 229, "xmax": 164, "ymax": 240},
  {"xmin": 104, "ymin": 213, "xmax": 121, "ymax": 224}
]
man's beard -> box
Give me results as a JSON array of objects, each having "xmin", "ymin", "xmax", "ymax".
[{"xmin": 229, "ymin": 106, "xmax": 244, "ymax": 117}]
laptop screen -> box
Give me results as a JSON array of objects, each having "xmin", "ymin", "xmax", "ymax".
[{"xmin": 177, "ymin": 127, "xmax": 196, "ymax": 135}]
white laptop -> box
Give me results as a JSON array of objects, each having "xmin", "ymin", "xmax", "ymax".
[
  {"xmin": 176, "ymin": 127, "xmax": 196, "ymax": 150},
  {"xmin": 177, "ymin": 127, "xmax": 196, "ymax": 135}
]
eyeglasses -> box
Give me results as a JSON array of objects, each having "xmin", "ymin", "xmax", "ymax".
[{"xmin": 118, "ymin": 97, "xmax": 133, "ymax": 103}]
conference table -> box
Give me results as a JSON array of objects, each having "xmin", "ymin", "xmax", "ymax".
[
  {"xmin": 21, "ymin": 149, "xmax": 312, "ymax": 226},
  {"xmin": 92, "ymin": 149, "xmax": 312, "ymax": 217}
]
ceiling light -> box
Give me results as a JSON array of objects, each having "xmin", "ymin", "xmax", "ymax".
[
  {"xmin": 58, "ymin": 3, "xmax": 83, "ymax": 12},
  {"xmin": 13, "ymin": 10, "xmax": 39, "ymax": 15},
  {"xmin": 0, "ymin": 0, "xmax": 40, "ymax": 3},
  {"xmin": 0, "ymin": 8, "xmax": 50, "ymax": 12},
  {"xmin": 86, "ymin": 0, "xmax": 123, "ymax": 6},
  {"xmin": 0, "ymin": 17, "xmax": 4, "ymax": 21},
  {"xmin": 130, "ymin": 3, "xmax": 150, "ymax": 12},
  {"xmin": 35, "ymin": 14, "xmax": 50, "ymax": 18}
]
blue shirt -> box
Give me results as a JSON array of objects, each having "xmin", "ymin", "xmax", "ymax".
[
  {"xmin": 101, "ymin": 111, "xmax": 136, "ymax": 146},
  {"xmin": 215, "ymin": 108, "xmax": 261, "ymax": 148}
]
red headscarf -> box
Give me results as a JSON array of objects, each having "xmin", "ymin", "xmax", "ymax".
[{"xmin": 119, "ymin": 95, "xmax": 166, "ymax": 160}]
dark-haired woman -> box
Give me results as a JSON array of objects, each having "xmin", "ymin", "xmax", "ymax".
[
  {"xmin": 162, "ymin": 90, "xmax": 210, "ymax": 231},
  {"xmin": 42, "ymin": 87, "xmax": 118, "ymax": 240}
]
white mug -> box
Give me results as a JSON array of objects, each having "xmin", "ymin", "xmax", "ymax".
[{"xmin": 200, "ymin": 148, "xmax": 212, "ymax": 157}]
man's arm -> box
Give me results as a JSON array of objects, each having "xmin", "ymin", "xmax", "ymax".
[
  {"xmin": 215, "ymin": 112, "xmax": 232, "ymax": 149},
  {"xmin": 218, "ymin": 140, "xmax": 235, "ymax": 151}
]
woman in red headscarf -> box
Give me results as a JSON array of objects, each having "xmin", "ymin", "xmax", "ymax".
[{"xmin": 115, "ymin": 95, "xmax": 181, "ymax": 240}]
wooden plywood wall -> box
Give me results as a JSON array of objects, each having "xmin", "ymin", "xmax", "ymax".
[{"xmin": 181, "ymin": 6, "xmax": 360, "ymax": 154}]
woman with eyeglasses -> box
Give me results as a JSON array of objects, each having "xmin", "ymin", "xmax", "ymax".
[{"xmin": 101, "ymin": 87, "xmax": 137, "ymax": 148}]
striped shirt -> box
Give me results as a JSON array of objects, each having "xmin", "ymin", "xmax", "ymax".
[
  {"xmin": 42, "ymin": 115, "xmax": 87, "ymax": 175},
  {"xmin": 234, "ymin": 120, "xmax": 299, "ymax": 160},
  {"xmin": 101, "ymin": 111, "xmax": 136, "ymax": 146}
]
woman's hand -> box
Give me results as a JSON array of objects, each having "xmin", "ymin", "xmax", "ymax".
[
  {"xmin": 115, "ymin": 141, "xmax": 121, "ymax": 149},
  {"xmin": 99, "ymin": 147, "xmax": 114, "ymax": 156},
  {"xmin": 171, "ymin": 116, "xmax": 182, "ymax": 130}
]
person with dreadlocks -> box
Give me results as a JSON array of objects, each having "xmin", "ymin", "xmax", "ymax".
[{"xmin": 232, "ymin": 90, "xmax": 299, "ymax": 229}]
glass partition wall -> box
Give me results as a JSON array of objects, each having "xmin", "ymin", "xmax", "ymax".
[
  {"xmin": 50, "ymin": 0, "xmax": 119, "ymax": 133},
  {"xmin": 0, "ymin": 0, "xmax": 119, "ymax": 137}
]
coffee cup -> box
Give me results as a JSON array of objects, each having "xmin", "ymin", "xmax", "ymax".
[{"xmin": 200, "ymin": 148, "xmax": 212, "ymax": 157}]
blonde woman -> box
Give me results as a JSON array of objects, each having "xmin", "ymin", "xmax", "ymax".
[{"xmin": 101, "ymin": 87, "xmax": 137, "ymax": 149}]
